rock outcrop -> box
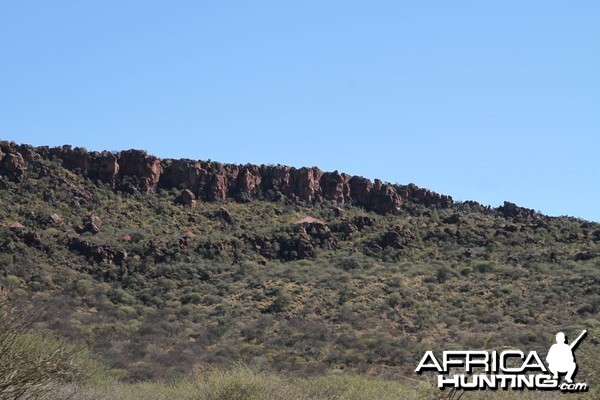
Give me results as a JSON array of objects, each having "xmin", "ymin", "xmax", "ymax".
[
  {"xmin": 499, "ymin": 201, "xmax": 537, "ymax": 221},
  {"xmin": 68, "ymin": 237, "xmax": 127, "ymax": 265},
  {"xmin": 378, "ymin": 225, "xmax": 416, "ymax": 249},
  {"xmin": 78, "ymin": 214, "xmax": 103, "ymax": 234},
  {"xmin": 332, "ymin": 216, "xmax": 374, "ymax": 236},
  {"xmin": 44, "ymin": 146, "xmax": 120, "ymax": 186},
  {"xmin": 0, "ymin": 141, "xmax": 455, "ymax": 215},
  {"xmin": 118, "ymin": 150, "xmax": 163, "ymax": 193},
  {"xmin": 0, "ymin": 143, "xmax": 27, "ymax": 182}
]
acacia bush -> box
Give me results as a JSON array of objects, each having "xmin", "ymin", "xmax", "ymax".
[{"xmin": 0, "ymin": 290, "xmax": 95, "ymax": 400}]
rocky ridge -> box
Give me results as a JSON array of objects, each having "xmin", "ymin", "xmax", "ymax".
[{"xmin": 0, "ymin": 142, "xmax": 453, "ymax": 214}]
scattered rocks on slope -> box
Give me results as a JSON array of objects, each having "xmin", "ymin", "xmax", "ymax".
[
  {"xmin": 379, "ymin": 225, "xmax": 415, "ymax": 249},
  {"xmin": 443, "ymin": 214, "xmax": 462, "ymax": 224},
  {"xmin": 303, "ymin": 223, "xmax": 336, "ymax": 249},
  {"xmin": 8, "ymin": 221, "xmax": 25, "ymax": 231},
  {"xmin": 78, "ymin": 214, "xmax": 103, "ymax": 234},
  {"xmin": 352, "ymin": 216, "xmax": 374, "ymax": 230},
  {"xmin": 280, "ymin": 228, "xmax": 316, "ymax": 260},
  {"xmin": 574, "ymin": 250, "xmax": 596, "ymax": 261},
  {"xmin": 49, "ymin": 213, "xmax": 64, "ymax": 225},
  {"xmin": 331, "ymin": 206, "xmax": 345, "ymax": 218},
  {"xmin": 333, "ymin": 220, "xmax": 358, "ymax": 236},
  {"xmin": 68, "ymin": 237, "xmax": 127, "ymax": 265},
  {"xmin": 23, "ymin": 231, "xmax": 42, "ymax": 247}
]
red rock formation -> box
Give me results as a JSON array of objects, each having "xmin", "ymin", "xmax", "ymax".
[
  {"xmin": 118, "ymin": 150, "xmax": 163, "ymax": 193},
  {"xmin": 267, "ymin": 165, "xmax": 292, "ymax": 196},
  {"xmin": 294, "ymin": 167, "xmax": 322, "ymax": 202},
  {"xmin": 403, "ymin": 183, "xmax": 453, "ymax": 208},
  {"xmin": 319, "ymin": 171, "xmax": 349, "ymax": 203},
  {"xmin": 161, "ymin": 159, "xmax": 203, "ymax": 191},
  {"xmin": 209, "ymin": 173, "xmax": 229, "ymax": 201},
  {"xmin": 0, "ymin": 141, "xmax": 457, "ymax": 215},
  {"xmin": 0, "ymin": 143, "xmax": 27, "ymax": 182},
  {"xmin": 371, "ymin": 179, "xmax": 403, "ymax": 214},
  {"xmin": 44, "ymin": 146, "xmax": 119, "ymax": 186},
  {"xmin": 91, "ymin": 152, "xmax": 119, "ymax": 186},
  {"xmin": 237, "ymin": 165, "xmax": 262, "ymax": 199}
]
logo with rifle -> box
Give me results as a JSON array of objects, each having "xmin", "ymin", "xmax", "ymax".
[{"xmin": 415, "ymin": 330, "xmax": 588, "ymax": 392}]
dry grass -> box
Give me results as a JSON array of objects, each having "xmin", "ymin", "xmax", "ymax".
[{"xmin": 70, "ymin": 366, "xmax": 593, "ymax": 400}]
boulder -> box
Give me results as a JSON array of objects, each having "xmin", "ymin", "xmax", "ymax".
[
  {"xmin": 49, "ymin": 213, "xmax": 64, "ymax": 225},
  {"xmin": 379, "ymin": 225, "xmax": 415, "ymax": 249},
  {"xmin": 443, "ymin": 214, "xmax": 462, "ymax": 224},
  {"xmin": 217, "ymin": 207, "xmax": 233, "ymax": 225},
  {"xmin": 176, "ymin": 189, "xmax": 197, "ymax": 208},
  {"xmin": 333, "ymin": 220, "xmax": 358, "ymax": 235},
  {"xmin": 352, "ymin": 216, "xmax": 374, "ymax": 230},
  {"xmin": 79, "ymin": 214, "xmax": 102, "ymax": 234}
]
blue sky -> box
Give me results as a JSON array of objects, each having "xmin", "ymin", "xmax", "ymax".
[{"xmin": 1, "ymin": 1, "xmax": 598, "ymax": 221}]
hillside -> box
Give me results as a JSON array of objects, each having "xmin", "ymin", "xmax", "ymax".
[{"xmin": 0, "ymin": 140, "xmax": 598, "ymax": 382}]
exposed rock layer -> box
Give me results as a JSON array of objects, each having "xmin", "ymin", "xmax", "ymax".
[{"xmin": 0, "ymin": 142, "xmax": 453, "ymax": 214}]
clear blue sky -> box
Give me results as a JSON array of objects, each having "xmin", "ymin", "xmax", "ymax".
[{"xmin": 1, "ymin": 1, "xmax": 598, "ymax": 221}]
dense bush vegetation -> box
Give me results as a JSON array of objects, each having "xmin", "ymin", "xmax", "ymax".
[{"xmin": 0, "ymin": 152, "xmax": 598, "ymax": 396}]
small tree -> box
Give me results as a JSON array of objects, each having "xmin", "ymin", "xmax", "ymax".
[{"xmin": 0, "ymin": 287, "xmax": 89, "ymax": 400}]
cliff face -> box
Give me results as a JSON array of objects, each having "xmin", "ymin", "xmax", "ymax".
[{"xmin": 0, "ymin": 142, "xmax": 452, "ymax": 214}]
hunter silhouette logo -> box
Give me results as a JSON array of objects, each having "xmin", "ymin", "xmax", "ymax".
[
  {"xmin": 415, "ymin": 330, "xmax": 588, "ymax": 392},
  {"xmin": 546, "ymin": 330, "xmax": 586, "ymax": 384}
]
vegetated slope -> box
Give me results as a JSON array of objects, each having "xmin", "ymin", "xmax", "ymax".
[{"xmin": 0, "ymin": 141, "xmax": 598, "ymax": 381}]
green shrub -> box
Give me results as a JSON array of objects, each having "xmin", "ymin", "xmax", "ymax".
[{"xmin": 0, "ymin": 294, "xmax": 99, "ymax": 399}]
